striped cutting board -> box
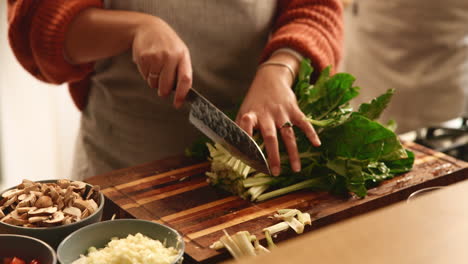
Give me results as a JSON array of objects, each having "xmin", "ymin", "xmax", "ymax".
[{"xmin": 86, "ymin": 142, "xmax": 468, "ymax": 263}]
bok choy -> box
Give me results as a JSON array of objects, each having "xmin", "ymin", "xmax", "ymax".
[{"xmin": 191, "ymin": 59, "xmax": 414, "ymax": 201}]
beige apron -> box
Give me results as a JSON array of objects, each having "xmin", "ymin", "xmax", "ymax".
[
  {"xmin": 343, "ymin": 0, "xmax": 468, "ymax": 133},
  {"xmin": 71, "ymin": 0, "xmax": 277, "ymax": 180}
]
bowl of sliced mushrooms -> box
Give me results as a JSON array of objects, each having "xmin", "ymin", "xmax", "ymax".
[{"xmin": 0, "ymin": 179, "xmax": 104, "ymax": 249}]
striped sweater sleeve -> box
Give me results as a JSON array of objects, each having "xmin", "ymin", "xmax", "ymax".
[
  {"xmin": 8, "ymin": 0, "xmax": 103, "ymax": 84},
  {"xmin": 262, "ymin": 0, "xmax": 344, "ymax": 73}
]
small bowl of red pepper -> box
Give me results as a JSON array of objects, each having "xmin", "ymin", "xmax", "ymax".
[{"xmin": 0, "ymin": 234, "xmax": 56, "ymax": 264}]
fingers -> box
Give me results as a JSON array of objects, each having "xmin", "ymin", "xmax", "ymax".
[
  {"xmin": 278, "ymin": 118, "xmax": 301, "ymax": 173},
  {"xmin": 237, "ymin": 112, "xmax": 257, "ymax": 137},
  {"xmin": 134, "ymin": 48, "xmax": 192, "ymax": 105},
  {"xmin": 174, "ymin": 51, "xmax": 193, "ymax": 108},
  {"xmin": 136, "ymin": 53, "xmax": 163, "ymax": 91},
  {"xmin": 158, "ymin": 52, "xmax": 178, "ymax": 98},
  {"xmin": 291, "ymin": 110, "xmax": 321, "ymax": 147},
  {"xmin": 237, "ymin": 108, "xmax": 320, "ymax": 177},
  {"xmin": 259, "ymin": 118, "xmax": 281, "ymax": 176},
  {"xmin": 136, "ymin": 55, "xmax": 151, "ymax": 85},
  {"xmin": 147, "ymin": 63, "xmax": 164, "ymax": 91}
]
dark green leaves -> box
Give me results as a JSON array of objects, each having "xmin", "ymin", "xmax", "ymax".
[
  {"xmin": 319, "ymin": 113, "xmax": 407, "ymax": 162},
  {"xmin": 358, "ymin": 89, "xmax": 395, "ymax": 120},
  {"xmin": 287, "ymin": 59, "xmax": 414, "ymax": 198},
  {"xmin": 385, "ymin": 150, "xmax": 415, "ymax": 174},
  {"xmin": 300, "ymin": 71, "xmax": 360, "ymax": 120}
]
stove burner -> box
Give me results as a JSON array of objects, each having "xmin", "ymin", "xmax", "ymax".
[{"xmin": 414, "ymin": 117, "xmax": 468, "ymax": 161}]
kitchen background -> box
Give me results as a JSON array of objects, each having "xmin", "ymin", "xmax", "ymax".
[{"xmin": 0, "ymin": 0, "xmax": 80, "ymax": 190}]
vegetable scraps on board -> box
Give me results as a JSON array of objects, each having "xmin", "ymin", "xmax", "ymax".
[
  {"xmin": 188, "ymin": 59, "xmax": 414, "ymax": 202},
  {"xmin": 210, "ymin": 209, "xmax": 312, "ymax": 259}
]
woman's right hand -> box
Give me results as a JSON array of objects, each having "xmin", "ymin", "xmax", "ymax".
[
  {"xmin": 65, "ymin": 9, "xmax": 192, "ymax": 108},
  {"xmin": 132, "ymin": 16, "xmax": 192, "ymax": 108}
]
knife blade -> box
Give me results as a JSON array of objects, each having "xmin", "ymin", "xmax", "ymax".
[{"xmin": 185, "ymin": 88, "xmax": 271, "ymax": 175}]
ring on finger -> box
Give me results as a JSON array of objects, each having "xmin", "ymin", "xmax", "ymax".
[
  {"xmin": 281, "ymin": 121, "xmax": 293, "ymax": 129},
  {"xmin": 147, "ymin": 72, "xmax": 160, "ymax": 80}
]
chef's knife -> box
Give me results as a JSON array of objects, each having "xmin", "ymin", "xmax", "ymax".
[{"xmin": 185, "ymin": 88, "xmax": 271, "ymax": 175}]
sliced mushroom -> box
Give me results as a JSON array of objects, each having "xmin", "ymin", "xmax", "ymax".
[
  {"xmin": 81, "ymin": 208, "xmax": 90, "ymax": 219},
  {"xmin": 28, "ymin": 206, "xmax": 57, "ymax": 215},
  {"xmin": 87, "ymin": 199, "xmax": 98, "ymax": 214},
  {"xmin": 18, "ymin": 194, "xmax": 27, "ymax": 201},
  {"xmin": 30, "ymin": 191, "xmax": 44, "ymax": 198},
  {"xmin": 62, "ymin": 215, "xmax": 73, "ymax": 225},
  {"xmin": 1, "ymin": 179, "xmax": 100, "ymax": 227},
  {"xmin": 71, "ymin": 181, "xmax": 86, "ymax": 190},
  {"xmin": 1, "ymin": 214, "xmax": 13, "ymax": 224},
  {"xmin": 23, "ymin": 184, "xmax": 39, "ymax": 194},
  {"xmin": 28, "ymin": 215, "xmax": 49, "ymax": 223},
  {"xmin": 20, "ymin": 179, "xmax": 35, "ymax": 188},
  {"xmin": 4, "ymin": 195, "xmax": 18, "ymax": 208},
  {"xmin": 2, "ymin": 189, "xmax": 24, "ymax": 199},
  {"xmin": 17, "ymin": 193, "xmax": 36, "ymax": 208},
  {"xmin": 63, "ymin": 206, "xmax": 82, "ymax": 219},
  {"xmin": 73, "ymin": 199, "xmax": 88, "ymax": 211},
  {"xmin": 6, "ymin": 211, "xmax": 29, "ymax": 225},
  {"xmin": 56, "ymin": 196, "xmax": 64, "ymax": 211},
  {"xmin": 17, "ymin": 206, "xmax": 36, "ymax": 214},
  {"xmin": 57, "ymin": 179, "xmax": 71, "ymax": 189},
  {"xmin": 48, "ymin": 186, "xmax": 59, "ymax": 202},
  {"xmin": 40, "ymin": 184, "xmax": 48, "ymax": 193},
  {"xmin": 12, "ymin": 210, "xmax": 28, "ymax": 220},
  {"xmin": 86, "ymin": 185, "xmax": 101, "ymax": 200},
  {"xmin": 35, "ymin": 195, "xmax": 53, "ymax": 209},
  {"xmin": 44, "ymin": 211, "xmax": 65, "ymax": 224}
]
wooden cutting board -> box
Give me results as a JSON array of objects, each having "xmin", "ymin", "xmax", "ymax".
[{"xmin": 86, "ymin": 142, "xmax": 468, "ymax": 263}]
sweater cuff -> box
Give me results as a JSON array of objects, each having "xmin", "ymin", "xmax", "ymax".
[
  {"xmin": 271, "ymin": 48, "xmax": 304, "ymax": 62},
  {"xmin": 261, "ymin": 24, "xmax": 340, "ymax": 74},
  {"xmin": 30, "ymin": 0, "xmax": 103, "ymax": 84}
]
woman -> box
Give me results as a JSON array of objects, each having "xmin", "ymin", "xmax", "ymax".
[{"xmin": 8, "ymin": 0, "xmax": 343, "ymax": 180}]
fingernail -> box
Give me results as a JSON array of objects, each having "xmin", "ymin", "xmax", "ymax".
[
  {"xmin": 293, "ymin": 162, "xmax": 301, "ymax": 172},
  {"xmin": 272, "ymin": 167, "xmax": 280, "ymax": 176},
  {"xmin": 316, "ymin": 138, "xmax": 322, "ymax": 147},
  {"xmin": 157, "ymin": 89, "xmax": 162, "ymax": 97}
]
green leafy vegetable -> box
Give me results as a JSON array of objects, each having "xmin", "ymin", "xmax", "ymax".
[
  {"xmin": 358, "ymin": 89, "xmax": 394, "ymax": 120},
  {"xmin": 191, "ymin": 59, "xmax": 414, "ymax": 201}
]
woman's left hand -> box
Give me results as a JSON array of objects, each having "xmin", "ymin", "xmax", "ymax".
[{"xmin": 236, "ymin": 52, "xmax": 321, "ymax": 176}]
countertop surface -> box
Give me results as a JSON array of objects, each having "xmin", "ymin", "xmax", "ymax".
[{"xmin": 225, "ymin": 179, "xmax": 468, "ymax": 264}]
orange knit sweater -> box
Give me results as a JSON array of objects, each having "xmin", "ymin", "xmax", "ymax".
[{"xmin": 7, "ymin": 0, "xmax": 343, "ymax": 110}]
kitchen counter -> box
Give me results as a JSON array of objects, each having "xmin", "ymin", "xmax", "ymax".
[{"xmin": 225, "ymin": 178, "xmax": 468, "ymax": 264}]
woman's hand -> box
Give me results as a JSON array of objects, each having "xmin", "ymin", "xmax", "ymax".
[
  {"xmin": 132, "ymin": 16, "xmax": 192, "ymax": 108},
  {"xmin": 236, "ymin": 52, "xmax": 321, "ymax": 176},
  {"xmin": 65, "ymin": 9, "xmax": 192, "ymax": 108}
]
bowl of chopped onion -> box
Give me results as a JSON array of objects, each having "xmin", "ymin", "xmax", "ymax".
[
  {"xmin": 57, "ymin": 219, "xmax": 185, "ymax": 264},
  {"xmin": 0, "ymin": 234, "xmax": 57, "ymax": 264},
  {"xmin": 0, "ymin": 179, "xmax": 104, "ymax": 249}
]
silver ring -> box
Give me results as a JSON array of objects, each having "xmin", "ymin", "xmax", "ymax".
[
  {"xmin": 148, "ymin": 72, "xmax": 160, "ymax": 79},
  {"xmin": 281, "ymin": 121, "xmax": 293, "ymax": 129}
]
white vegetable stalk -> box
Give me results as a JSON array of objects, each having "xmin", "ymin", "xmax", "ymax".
[
  {"xmin": 205, "ymin": 143, "xmax": 271, "ymax": 200},
  {"xmin": 210, "ymin": 209, "xmax": 313, "ymax": 260},
  {"xmin": 263, "ymin": 222, "xmax": 289, "ymax": 235}
]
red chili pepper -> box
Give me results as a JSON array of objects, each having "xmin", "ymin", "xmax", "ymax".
[
  {"xmin": 29, "ymin": 260, "xmax": 40, "ymax": 264},
  {"xmin": 10, "ymin": 257, "xmax": 26, "ymax": 264}
]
